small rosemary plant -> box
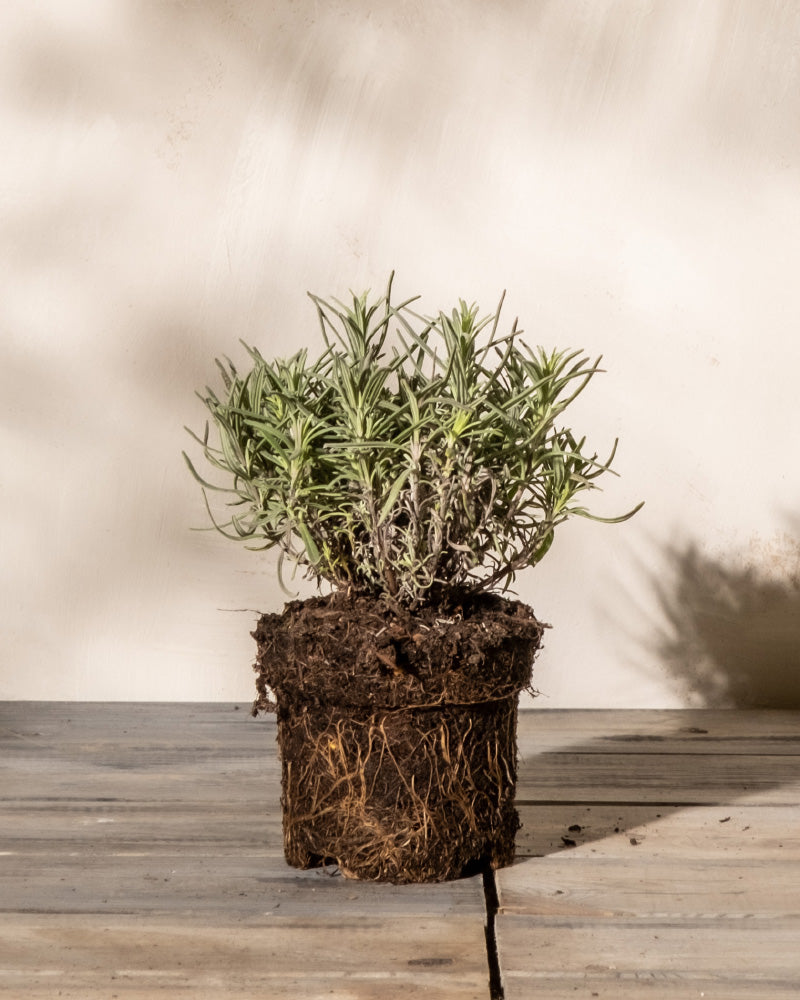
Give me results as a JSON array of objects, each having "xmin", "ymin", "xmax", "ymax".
[{"xmin": 184, "ymin": 275, "xmax": 641, "ymax": 609}]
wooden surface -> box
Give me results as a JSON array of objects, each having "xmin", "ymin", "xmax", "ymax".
[
  {"xmin": 1, "ymin": 705, "xmax": 799, "ymax": 998},
  {"xmin": 0, "ymin": 703, "xmax": 487, "ymax": 999},
  {"xmin": 498, "ymin": 709, "xmax": 800, "ymax": 999}
]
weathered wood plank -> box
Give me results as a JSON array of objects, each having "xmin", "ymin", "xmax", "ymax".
[
  {"xmin": 5, "ymin": 704, "xmax": 800, "ymax": 998},
  {"xmin": 0, "ymin": 701, "xmax": 264, "ymax": 734},
  {"xmin": 497, "ymin": 856, "xmax": 800, "ymax": 918},
  {"xmin": 0, "ymin": 707, "xmax": 279, "ymax": 805},
  {"xmin": 0, "ymin": 801, "xmax": 285, "ymax": 853},
  {"xmin": 0, "ymin": 914, "xmax": 490, "ymax": 999},
  {"xmin": 517, "ymin": 708, "xmax": 800, "ymax": 754},
  {"xmin": 515, "ymin": 710, "xmax": 800, "ymax": 805},
  {"xmin": 515, "ymin": 752, "xmax": 800, "ymax": 805},
  {"xmin": 5, "ymin": 704, "xmax": 798, "ymax": 749},
  {"xmin": 0, "ymin": 704, "xmax": 273, "ymax": 759},
  {"xmin": 0, "ymin": 702, "xmax": 491, "ymax": 998},
  {"xmin": 516, "ymin": 803, "xmax": 800, "ymax": 859},
  {"xmin": 496, "ymin": 918, "xmax": 800, "ymax": 994},
  {"xmin": 498, "ymin": 978, "xmax": 800, "ymax": 999},
  {"xmin": 499, "ymin": 710, "xmax": 800, "ymax": 998},
  {"xmin": 0, "ymin": 850, "xmax": 486, "ymax": 919},
  {"xmin": 10, "ymin": 705, "xmax": 794, "ymax": 757}
]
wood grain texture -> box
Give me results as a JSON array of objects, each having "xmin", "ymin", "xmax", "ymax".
[
  {"xmin": 516, "ymin": 753, "xmax": 800, "ymax": 805},
  {"xmin": 497, "ymin": 918, "xmax": 800, "ymax": 981},
  {"xmin": 492, "ymin": 984, "xmax": 800, "ymax": 1000},
  {"xmin": 0, "ymin": 703, "xmax": 488, "ymax": 998},
  {"xmin": 0, "ymin": 915, "xmax": 489, "ymax": 999},
  {"xmin": 516, "ymin": 803, "xmax": 800, "ymax": 859},
  {"xmin": 499, "ymin": 708, "xmax": 800, "ymax": 998},
  {"xmin": 497, "ymin": 857, "xmax": 800, "ymax": 918},
  {"xmin": 4, "ymin": 705, "xmax": 800, "ymax": 998},
  {"xmin": 516, "ymin": 709, "xmax": 800, "ymax": 752}
]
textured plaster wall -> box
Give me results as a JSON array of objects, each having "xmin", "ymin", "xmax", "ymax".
[{"xmin": 2, "ymin": 1, "xmax": 800, "ymax": 705}]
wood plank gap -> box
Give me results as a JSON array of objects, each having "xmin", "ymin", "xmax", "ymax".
[{"xmin": 482, "ymin": 868, "xmax": 504, "ymax": 1000}]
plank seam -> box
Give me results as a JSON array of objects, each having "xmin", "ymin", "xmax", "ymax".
[{"xmin": 483, "ymin": 867, "xmax": 504, "ymax": 1000}]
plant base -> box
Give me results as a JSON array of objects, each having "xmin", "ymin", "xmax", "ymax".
[{"xmin": 253, "ymin": 593, "xmax": 543, "ymax": 884}]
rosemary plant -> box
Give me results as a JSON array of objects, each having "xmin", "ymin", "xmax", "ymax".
[{"xmin": 184, "ymin": 275, "xmax": 641, "ymax": 608}]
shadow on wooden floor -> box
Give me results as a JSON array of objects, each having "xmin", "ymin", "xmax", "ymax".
[
  {"xmin": 496, "ymin": 709, "xmax": 800, "ymax": 998},
  {"xmin": 512, "ymin": 708, "xmax": 800, "ymax": 858}
]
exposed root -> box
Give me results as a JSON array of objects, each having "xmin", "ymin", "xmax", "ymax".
[{"xmin": 278, "ymin": 701, "xmax": 521, "ymax": 883}]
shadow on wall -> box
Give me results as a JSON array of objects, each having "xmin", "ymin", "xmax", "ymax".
[{"xmin": 654, "ymin": 533, "xmax": 800, "ymax": 708}]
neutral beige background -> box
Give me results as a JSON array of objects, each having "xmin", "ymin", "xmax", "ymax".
[{"xmin": 2, "ymin": 1, "xmax": 799, "ymax": 706}]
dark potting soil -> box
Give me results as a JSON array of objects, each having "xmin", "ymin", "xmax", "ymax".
[
  {"xmin": 251, "ymin": 592, "xmax": 544, "ymax": 883},
  {"xmin": 252, "ymin": 590, "xmax": 544, "ymax": 713}
]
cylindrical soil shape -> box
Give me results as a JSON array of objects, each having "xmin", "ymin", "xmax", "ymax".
[
  {"xmin": 253, "ymin": 593, "xmax": 543, "ymax": 883},
  {"xmin": 277, "ymin": 697, "xmax": 520, "ymax": 882}
]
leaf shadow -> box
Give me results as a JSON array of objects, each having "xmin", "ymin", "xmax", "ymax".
[{"xmin": 653, "ymin": 537, "xmax": 800, "ymax": 709}]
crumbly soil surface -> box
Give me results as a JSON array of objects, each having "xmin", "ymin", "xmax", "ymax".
[
  {"xmin": 252, "ymin": 590, "xmax": 544, "ymax": 713},
  {"xmin": 252, "ymin": 592, "xmax": 544, "ymax": 883}
]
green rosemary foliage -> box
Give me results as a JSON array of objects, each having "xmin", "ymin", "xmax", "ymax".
[{"xmin": 184, "ymin": 275, "xmax": 642, "ymax": 608}]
